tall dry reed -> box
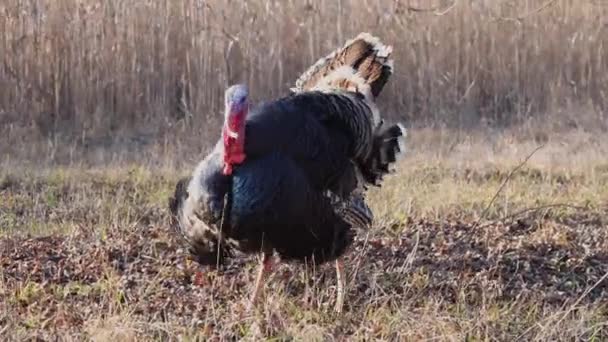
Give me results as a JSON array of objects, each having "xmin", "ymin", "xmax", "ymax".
[{"xmin": 1, "ymin": 0, "xmax": 607, "ymax": 162}]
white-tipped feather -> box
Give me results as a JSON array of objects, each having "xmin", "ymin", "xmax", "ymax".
[
  {"xmin": 308, "ymin": 65, "xmax": 378, "ymax": 117},
  {"xmin": 309, "ymin": 65, "xmax": 370, "ymax": 93},
  {"xmin": 291, "ymin": 32, "xmax": 394, "ymax": 94},
  {"xmin": 395, "ymin": 123, "xmax": 407, "ymax": 162},
  {"xmin": 355, "ymin": 32, "xmax": 393, "ymax": 62}
]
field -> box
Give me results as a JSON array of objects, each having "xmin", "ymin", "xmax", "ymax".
[
  {"xmin": 2, "ymin": 131, "xmax": 607, "ymax": 340},
  {"xmin": 2, "ymin": 0, "xmax": 608, "ymax": 341}
]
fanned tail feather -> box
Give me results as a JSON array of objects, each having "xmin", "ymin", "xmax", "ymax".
[
  {"xmin": 291, "ymin": 32, "xmax": 393, "ymax": 100},
  {"xmin": 360, "ymin": 121, "xmax": 407, "ymax": 186},
  {"xmin": 168, "ymin": 177, "xmax": 190, "ymax": 234},
  {"xmin": 291, "ymin": 32, "xmax": 407, "ymax": 191}
]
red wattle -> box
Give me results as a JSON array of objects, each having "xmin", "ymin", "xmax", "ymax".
[
  {"xmin": 223, "ymin": 163, "xmax": 233, "ymax": 175},
  {"xmin": 222, "ymin": 112, "xmax": 246, "ymax": 175}
]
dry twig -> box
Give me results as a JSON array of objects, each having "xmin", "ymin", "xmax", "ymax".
[
  {"xmin": 491, "ymin": 0, "xmax": 559, "ymax": 23},
  {"xmin": 474, "ymin": 144, "xmax": 546, "ymax": 229}
]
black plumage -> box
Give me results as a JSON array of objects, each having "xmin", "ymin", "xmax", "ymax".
[
  {"xmin": 173, "ymin": 89, "xmax": 397, "ymax": 260},
  {"xmin": 169, "ymin": 32, "xmax": 405, "ymax": 312}
]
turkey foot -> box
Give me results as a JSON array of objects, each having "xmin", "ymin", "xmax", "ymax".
[
  {"xmin": 334, "ymin": 258, "xmax": 345, "ymax": 313},
  {"xmin": 247, "ymin": 252, "xmax": 273, "ymax": 312},
  {"xmin": 193, "ymin": 270, "xmax": 206, "ymax": 286},
  {"xmin": 185, "ymin": 257, "xmax": 207, "ymax": 286}
]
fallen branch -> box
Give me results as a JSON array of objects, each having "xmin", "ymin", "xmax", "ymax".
[
  {"xmin": 491, "ymin": 0, "xmax": 559, "ymax": 23},
  {"xmin": 401, "ymin": 0, "xmax": 458, "ymax": 16},
  {"xmin": 473, "ymin": 144, "xmax": 546, "ymax": 229},
  {"xmin": 476, "ymin": 203, "xmax": 588, "ymax": 230}
]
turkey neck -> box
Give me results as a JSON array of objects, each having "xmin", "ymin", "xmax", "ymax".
[{"xmin": 222, "ymin": 106, "xmax": 247, "ymax": 175}]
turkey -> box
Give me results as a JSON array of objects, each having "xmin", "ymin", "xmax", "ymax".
[{"xmin": 169, "ymin": 33, "xmax": 406, "ymax": 313}]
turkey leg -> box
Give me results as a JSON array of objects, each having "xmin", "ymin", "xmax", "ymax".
[
  {"xmin": 334, "ymin": 258, "xmax": 345, "ymax": 313},
  {"xmin": 248, "ymin": 252, "xmax": 273, "ymax": 311}
]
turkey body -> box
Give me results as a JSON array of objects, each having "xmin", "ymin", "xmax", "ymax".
[
  {"xmin": 169, "ymin": 32, "xmax": 405, "ymax": 312},
  {"xmin": 169, "ymin": 32, "xmax": 406, "ymax": 312},
  {"xmin": 178, "ymin": 91, "xmax": 375, "ymax": 266},
  {"xmin": 232, "ymin": 152, "xmax": 353, "ymax": 263},
  {"xmin": 245, "ymin": 91, "xmax": 374, "ymax": 196}
]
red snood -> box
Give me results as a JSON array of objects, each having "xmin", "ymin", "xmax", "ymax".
[{"xmin": 222, "ymin": 112, "xmax": 246, "ymax": 175}]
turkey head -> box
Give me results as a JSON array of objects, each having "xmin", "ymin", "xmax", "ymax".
[{"xmin": 222, "ymin": 84, "xmax": 249, "ymax": 175}]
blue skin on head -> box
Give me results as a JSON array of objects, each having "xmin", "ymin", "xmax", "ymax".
[{"xmin": 225, "ymin": 84, "xmax": 249, "ymax": 115}]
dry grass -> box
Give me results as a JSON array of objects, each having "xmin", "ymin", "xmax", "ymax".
[
  {"xmin": 2, "ymin": 0, "xmax": 608, "ymax": 340},
  {"xmin": 1, "ymin": 132, "xmax": 607, "ymax": 341},
  {"xmin": 1, "ymin": 0, "xmax": 608, "ymax": 165}
]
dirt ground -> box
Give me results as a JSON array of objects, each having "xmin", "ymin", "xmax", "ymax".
[{"xmin": 1, "ymin": 167, "xmax": 607, "ymax": 340}]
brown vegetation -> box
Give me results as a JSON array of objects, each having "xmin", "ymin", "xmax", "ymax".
[
  {"xmin": 1, "ymin": 0, "xmax": 608, "ymax": 340},
  {"xmin": 1, "ymin": 142, "xmax": 607, "ymax": 340},
  {"xmin": 1, "ymin": 0, "xmax": 608, "ymax": 165}
]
